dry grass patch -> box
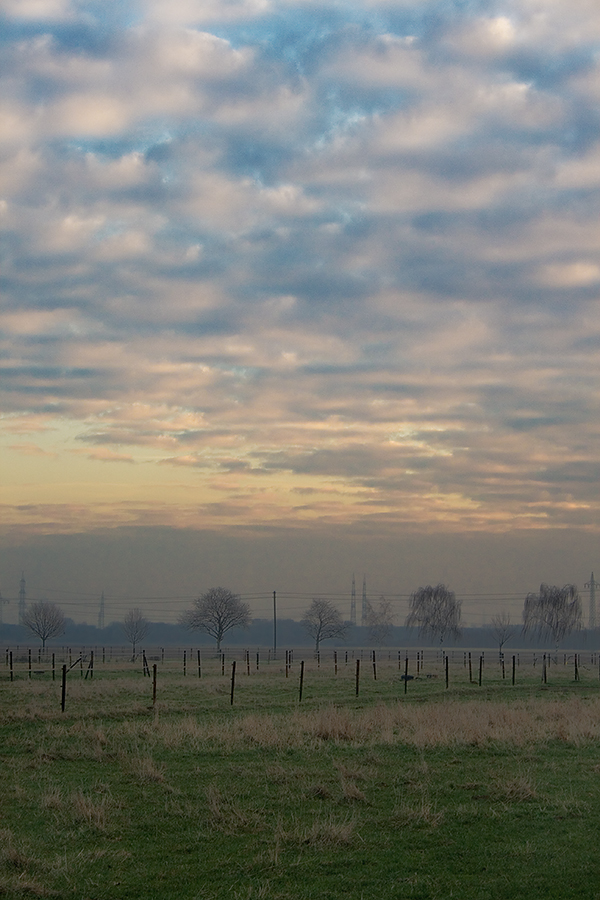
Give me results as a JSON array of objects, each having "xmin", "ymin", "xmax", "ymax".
[
  {"xmin": 206, "ymin": 784, "xmax": 262, "ymax": 834},
  {"xmin": 146, "ymin": 697, "xmax": 600, "ymax": 752},
  {"xmin": 41, "ymin": 788, "xmax": 115, "ymax": 831},
  {"xmin": 492, "ymin": 775, "xmax": 537, "ymax": 803},
  {"xmin": 277, "ymin": 813, "xmax": 357, "ymax": 848},
  {"xmin": 392, "ymin": 798, "xmax": 444, "ymax": 828},
  {"xmin": 119, "ymin": 752, "xmax": 165, "ymax": 784}
]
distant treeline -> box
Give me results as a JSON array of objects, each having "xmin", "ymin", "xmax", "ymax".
[{"xmin": 1, "ymin": 617, "xmax": 599, "ymax": 650}]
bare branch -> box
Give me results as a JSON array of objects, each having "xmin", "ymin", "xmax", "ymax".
[
  {"xmin": 180, "ymin": 587, "xmax": 251, "ymax": 650},
  {"xmin": 22, "ymin": 601, "xmax": 65, "ymax": 651},
  {"xmin": 301, "ymin": 599, "xmax": 347, "ymax": 652},
  {"xmin": 365, "ymin": 596, "xmax": 394, "ymax": 646},
  {"xmin": 522, "ymin": 583, "xmax": 581, "ymax": 648},
  {"xmin": 122, "ymin": 608, "xmax": 149, "ymax": 660},
  {"xmin": 489, "ymin": 611, "xmax": 516, "ymax": 653},
  {"xmin": 405, "ymin": 584, "xmax": 461, "ymax": 644}
]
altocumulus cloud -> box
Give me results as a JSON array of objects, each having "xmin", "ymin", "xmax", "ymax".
[{"xmin": 1, "ymin": 0, "xmax": 600, "ymax": 537}]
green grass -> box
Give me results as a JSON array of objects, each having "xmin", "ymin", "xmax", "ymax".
[{"xmin": 1, "ymin": 653, "xmax": 600, "ymax": 898}]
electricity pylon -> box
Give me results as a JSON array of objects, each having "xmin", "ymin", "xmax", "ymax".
[{"xmin": 584, "ymin": 573, "xmax": 599, "ymax": 630}]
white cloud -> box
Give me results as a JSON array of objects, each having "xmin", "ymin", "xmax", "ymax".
[
  {"xmin": 3, "ymin": 0, "xmax": 600, "ymax": 540},
  {"xmin": 1, "ymin": 0, "xmax": 72, "ymax": 20}
]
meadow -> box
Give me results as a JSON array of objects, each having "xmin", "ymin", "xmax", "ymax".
[{"xmin": 1, "ymin": 648, "xmax": 600, "ymax": 900}]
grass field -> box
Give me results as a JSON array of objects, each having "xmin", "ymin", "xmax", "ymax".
[{"xmin": 1, "ymin": 649, "xmax": 600, "ymax": 899}]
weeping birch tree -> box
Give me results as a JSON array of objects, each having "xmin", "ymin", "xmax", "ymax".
[
  {"xmin": 522, "ymin": 583, "xmax": 581, "ymax": 649},
  {"xmin": 405, "ymin": 584, "xmax": 462, "ymax": 644}
]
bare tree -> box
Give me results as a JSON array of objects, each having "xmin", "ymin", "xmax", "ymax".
[
  {"xmin": 301, "ymin": 599, "xmax": 347, "ymax": 652},
  {"xmin": 405, "ymin": 584, "xmax": 462, "ymax": 644},
  {"xmin": 522, "ymin": 583, "xmax": 581, "ymax": 649},
  {"xmin": 180, "ymin": 587, "xmax": 251, "ymax": 651},
  {"xmin": 489, "ymin": 611, "xmax": 515, "ymax": 656},
  {"xmin": 365, "ymin": 596, "xmax": 394, "ymax": 646},
  {"xmin": 22, "ymin": 600, "xmax": 65, "ymax": 651},
  {"xmin": 122, "ymin": 608, "xmax": 149, "ymax": 660}
]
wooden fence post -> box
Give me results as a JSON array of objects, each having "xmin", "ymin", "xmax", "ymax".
[
  {"xmin": 28, "ymin": 649, "xmax": 31, "ymax": 680},
  {"xmin": 198, "ymin": 649, "xmax": 202, "ymax": 678},
  {"xmin": 468, "ymin": 652, "xmax": 472, "ymax": 683},
  {"xmin": 61, "ymin": 664, "xmax": 67, "ymax": 712},
  {"xmin": 153, "ymin": 664, "xmax": 157, "ymax": 706},
  {"xmin": 372, "ymin": 650, "xmax": 377, "ymax": 681},
  {"xmin": 355, "ymin": 658, "xmax": 360, "ymax": 697},
  {"xmin": 9, "ymin": 651, "xmax": 13, "ymax": 682},
  {"xmin": 183, "ymin": 650, "xmax": 187, "ymax": 676},
  {"xmin": 334, "ymin": 651, "xmax": 337, "ymax": 675},
  {"xmin": 512, "ymin": 655, "xmax": 516, "ymax": 686},
  {"xmin": 404, "ymin": 656, "xmax": 409, "ymax": 694},
  {"xmin": 478, "ymin": 655, "xmax": 483, "ymax": 686},
  {"xmin": 298, "ymin": 660, "xmax": 304, "ymax": 702},
  {"xmin": 230, "ymin": 660, "xmax": 236, "ymax": 705},
  {"xmin": 445, "ymin": 655, "xmax": 449, "ymax": 689}
]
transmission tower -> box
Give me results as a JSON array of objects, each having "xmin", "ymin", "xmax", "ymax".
[
  {"xmin": 584, "ymin": 572, "xmax": 599, "ymax": 630},
  {"xmin": 350, "ymin": 575, "xmax": 356, "ymax": 625},
  {"xmin": 98, "ymin": 591, "xmax": 105, "ymax": 630},
  {"xmin": 18, "ymin": 572, "xmax": 26, "ymax": 625},
  {"xmin": 361, "ymin": 575, "xmax": 367, "ymax": 626}
]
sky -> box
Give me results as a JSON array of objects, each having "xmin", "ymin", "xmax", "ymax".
[{"xmin": 1, "ymin": 0, "xmax": 600, "ymax": 626}]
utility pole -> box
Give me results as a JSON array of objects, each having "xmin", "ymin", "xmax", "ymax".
[
  {"xmin": 18, "ymin": 572, "xmax": 26, "ymax": 625},
  {"xmin": 585, "ymin": 573, "xmax": 599, "ymax": 630},
  {"xmin": 361, "ymin": 574, "xmax": 367, "ymax": 626},
  {"xmin": 350, "ymin": 574, "xmax": 356, "ymax": 625},
  {"xmin": 98, "ymin": 591, "xmax": 105, "ymax": 630},
  {"xmin": 273, "ymin": 590, "xmax": 277, "ymax": 658}
]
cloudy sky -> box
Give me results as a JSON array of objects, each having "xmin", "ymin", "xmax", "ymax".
[{"xmin": 1, "ymin": 0, "xmax": 600, "ymax": 624}]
